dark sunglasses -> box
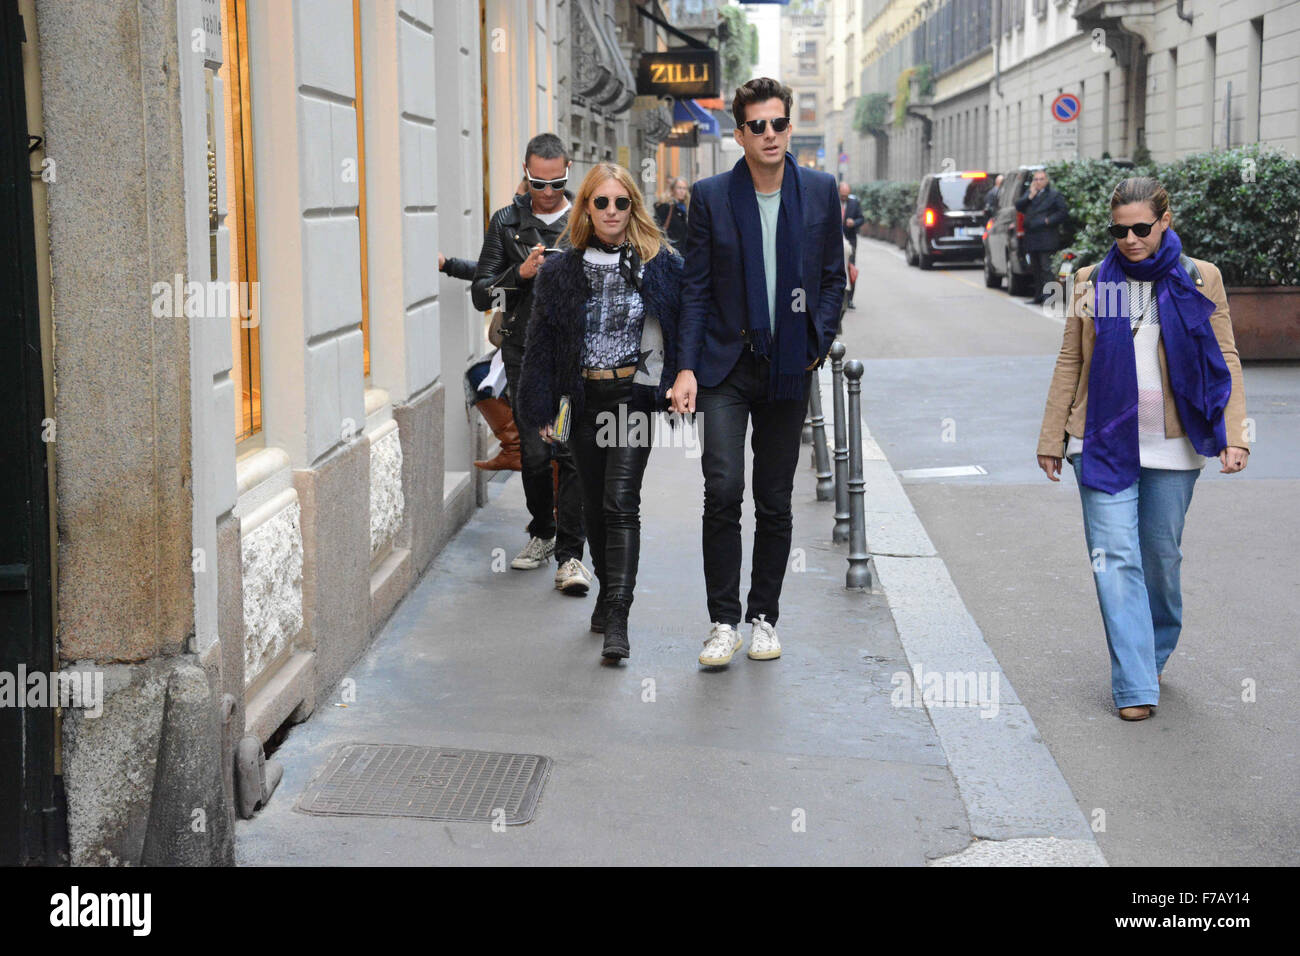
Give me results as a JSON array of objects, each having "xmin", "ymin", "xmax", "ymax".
[
  {"xmin": 528, "ymin": 176, "xmax": 568, "ymax": 191},
  {"xmin": 593, "ymin": 195, "xmax": 631, "ymax": 211},
  {"xmin": 742, "ymin": 117, "xmax": 791, "ymax": 135},
  {"xmin": 1108, "ymin": 218, "xmax": 1160, "ymax": 239}
]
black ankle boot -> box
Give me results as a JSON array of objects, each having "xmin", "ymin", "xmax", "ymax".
[
  {"xmin": 601, "ymin": 598, "xmax": 630, "ymax": 660},
  {"xmin": 590, "ymin": 590, "xmax": 609, "ymax": 633}
]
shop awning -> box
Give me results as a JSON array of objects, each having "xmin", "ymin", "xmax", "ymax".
[{"xmin": 672, "ymin": 98, "xmax": 720, "ymax": 139}]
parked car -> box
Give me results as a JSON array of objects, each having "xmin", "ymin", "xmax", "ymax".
[
  {"xmin": 905, "ymin": 170, "xmax": 995, "ymax": 270},
  {"xmin": 982, "ymin": 164, "xmax": 1043, "ymax": 295}
]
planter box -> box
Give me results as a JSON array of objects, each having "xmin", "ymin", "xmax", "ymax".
[
  {"xmin": 863, "ymin": 222, "xmax": 907, "ymax": 248},
  {"xmin": 1227, "ymin": 285, "xmax": 1300, "ymax": 360}
]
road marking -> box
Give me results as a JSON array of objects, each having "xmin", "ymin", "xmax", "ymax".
[{"xmin": 897, "ymin": 465, "xmax": 989, "ymax": 479}]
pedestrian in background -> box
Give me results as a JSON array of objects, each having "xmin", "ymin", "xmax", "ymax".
[
  {"xmin": 984, "ymin": 173, "xmax": 1004, "ymax": 221},
  {"xmin": 517, "ymin": 163, "xmax": 682, "ymax": 661},
  {"xmin": 440, "ymin": 251, "xmax": 520, "ymax": 471},
  {"xmin": 471, "ymin": 133, "xmax": 591, "ymax": 594},
  {"xmin": 839, "ymin": 181, "xmax": 862, "ymax": 309},
  {"xmin": 1036, "ymin": 176, "xmax": 1251, "ymax": 721},
  {"xmin": 671, "ymin": 77, "xmax": 843, "ymax": 668},
  {"xmin": 654, "ymin": 176, "xmax": 690, "ymax": 250},
  {"xmin": 1016, "ymin": 169, "xmax": 1068, "ymax": 304}
]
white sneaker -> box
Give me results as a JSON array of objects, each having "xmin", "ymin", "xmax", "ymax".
[
  {"xmin": 554, "ymin": 557, "xmax": 592, "ymax": 595},
  {"xmin": 698, "ymin": 622, "xmax": 743, "ymax": 667},
  {"xmin": 511, "ymin": 536, "xmax": 555, "ymax": 570},
  {"xmin": 747, "ymin": 614, "xmax": 781, "ymax": 660}
]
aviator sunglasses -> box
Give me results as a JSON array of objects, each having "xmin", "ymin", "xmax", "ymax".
[
  {"xmin": 1108, "ymin": 218, "xmax": 1160, "ymax": 240},
  {"xmin": 742, "ymin": 117, "xmax": 791, "ymax": 135},
  {"xmin": 593, "ymin": 195, "xmax": 631, "ymax": 211}
]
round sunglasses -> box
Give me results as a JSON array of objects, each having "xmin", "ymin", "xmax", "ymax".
[
  {"xmin": 742, "ymin": 117, "xmax": 791, "ymax": 135},
  {"xmin": 1108, "ymin": 218, "xmax": 1160, "ymax": 239},
  {"xmin": 593, "ymin": 195, "xmax": 631, "ymax": 211}
]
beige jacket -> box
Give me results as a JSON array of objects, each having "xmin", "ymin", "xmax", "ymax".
[{"xmin": 1036, "ymin": 258, "xmax": 1251, "ymax": 460}]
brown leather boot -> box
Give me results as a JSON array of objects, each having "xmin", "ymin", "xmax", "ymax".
[{"xmin": 473, "ymin": 397, "xmax": 521, "ymax": 471}]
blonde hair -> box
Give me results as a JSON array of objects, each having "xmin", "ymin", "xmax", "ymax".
[
  {"xmin": 659, "ymin": 176, "xmax": 687, "ymax": 205},
  {"xmin": 564, "ymin": 163, "xmax": 665, "ymax": 261}
]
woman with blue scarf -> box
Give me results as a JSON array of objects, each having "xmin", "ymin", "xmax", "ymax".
[{"xmin": 1036, "ymin": 177, "xmax": 1251, "ymax": 721}]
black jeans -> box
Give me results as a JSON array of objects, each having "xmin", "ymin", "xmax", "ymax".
[
  {"xmin": 1029, "ymin": 249, "xmax": 1056, "ymax": 301},
  {"xmin": 504, "ymin": 354, "xmax": 585, "ymax": 562},
  {"xmin": 569, "ymin": 377, "xmax": 653, "ymax": 602},
  {"xmin": 696, "ymin": 350, "xmax": 811, "ymax": 626}
]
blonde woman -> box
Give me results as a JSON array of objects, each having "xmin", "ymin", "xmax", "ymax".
[
  {"xmin": 516, "ymin": 164, "xmax": 683, "ymax": 662},
  {"xmin": 654, "ymin": 176, "xmax": 689, "ymax": 248},
  {"xmin": 1036, "ymin": 177, "xmax": 1250, "ymax": 721}
]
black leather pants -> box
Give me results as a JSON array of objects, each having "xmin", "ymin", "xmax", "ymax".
[{"xmin": 569, "ymin": 377, "xmax": 654, "ymax": 603}]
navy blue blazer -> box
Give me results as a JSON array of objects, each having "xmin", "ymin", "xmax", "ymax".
[{"xmin": 679, "ymin": 161, "xmax": 845, "ymax": 388}]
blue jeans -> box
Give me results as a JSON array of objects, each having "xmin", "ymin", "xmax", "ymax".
[{"xmin": 1071, "ymin": 456, "xmax": 1200, "ymax": 708}]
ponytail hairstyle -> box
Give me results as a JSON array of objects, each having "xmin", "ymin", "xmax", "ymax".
[{"xmin": 1109, "ymin": 176, "xmax": 1171, "ymax": 224}]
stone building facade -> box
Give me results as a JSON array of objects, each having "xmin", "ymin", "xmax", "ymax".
[
  {"xmin": 825, "ymin": 0, "xmax": 1299, "ymax": 185},
  {"xmin": 15, "ymin": 0, "xmax": 672, "ymax": 865}
]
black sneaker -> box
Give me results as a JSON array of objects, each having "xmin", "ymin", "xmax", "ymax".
[{"xmin": 601, "ymin": 599, "xmax": 630, "ymax": 660}]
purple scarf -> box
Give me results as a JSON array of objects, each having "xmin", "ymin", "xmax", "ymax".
[{"xmin": 1080, "ymin": 228, "xmax": 1232, "ymax": 493}]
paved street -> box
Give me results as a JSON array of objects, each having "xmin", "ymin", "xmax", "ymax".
[
  {"xmin": 235, "ymin": 236, "xmax": 1296, "ymax": 867},
  {"xmin": 238, "ymin": 431, "xmax": 979, "ymax": 865},
  {"xmin": 840, "ymin": 239, "xmax": 1300, "ymax": 866}
]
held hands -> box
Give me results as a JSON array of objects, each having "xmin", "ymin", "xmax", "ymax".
[
  {"xmin": 669, "ymin": 370, "xmax": 698, "ymax": 414},
  {"xmin": 518, "ymin": 243, "xmax": 546, "ymax": 280},
  {"xmin": 1220, "ymin": 446, "xmax": 1249, "ymax": 474}
]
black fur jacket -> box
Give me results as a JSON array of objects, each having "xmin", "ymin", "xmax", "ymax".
[{"xmin": 515, "ymin": 245, "xmax": 683, "ymax": 429}]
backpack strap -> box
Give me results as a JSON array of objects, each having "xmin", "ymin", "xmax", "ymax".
[{"xmin": 1179, "ymin": 253, "xmax": 1204, "ymax": 286}]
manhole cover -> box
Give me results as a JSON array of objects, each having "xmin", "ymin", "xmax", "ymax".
[{"xmin": 296, "ymin": 744, "xmax": 551, "ymax": 824}]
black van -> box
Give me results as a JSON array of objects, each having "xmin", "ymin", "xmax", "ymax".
[
  {"xmin": 905, "ymin": 170, "xmax": 995, "ymax": 270},
  {"xmin": 982, "ymin": 164, "xmax": 1043, "ymax": 295}
]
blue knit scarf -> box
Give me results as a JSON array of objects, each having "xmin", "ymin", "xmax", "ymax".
[
  {"xmin": 1081, "ymin": 228, "xmax": 1232, "ymax": 493},
  {"xmin": 727, "ymin": 152, "xmax": 808, "ymax": 400}
]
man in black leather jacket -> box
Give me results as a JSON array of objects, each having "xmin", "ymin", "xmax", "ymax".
[{"xmin": 471, "ymin": 133, "xmax": 590, "ymax": 592}]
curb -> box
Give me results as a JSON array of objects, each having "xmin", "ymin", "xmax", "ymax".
[{"xmin": 814, "ymin": 365, "xmax": 1107, "ymax": 866}]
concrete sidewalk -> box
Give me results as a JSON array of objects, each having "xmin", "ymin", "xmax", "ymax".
[{"xmin": 236, "ymin": 383, "xmax": 1099, "ymax": 865}]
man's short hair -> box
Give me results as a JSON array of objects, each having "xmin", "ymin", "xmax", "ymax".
[
  {"xmin": 731, "ymin": 77, "xmax": 793, "ymax": 129},
  {"xmin": 524, "ymin": 133, "xmax": 569, "ymax": 165}
]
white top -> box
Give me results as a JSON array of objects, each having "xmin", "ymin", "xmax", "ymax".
[
  {"xmin": 1066, "ymin": 279, "xmax": 1205, "ymax": 471},
  {"xmin": 583, "ymin": 247, "xmax": 620, "ymax": 265},
  {"xmin": 534, "ymin": 201, "xmax": 570, "ymax": 225}
]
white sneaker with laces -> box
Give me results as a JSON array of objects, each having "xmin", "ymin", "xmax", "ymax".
[
  {"xmin": 554, "ymin": 557, "xmax": 592, "ymax": 595},
  {"xmin": 511, "ymin": 536, "xmax": 555, "ymax": 570},
  {"xmin": 698, "ymin": 622, "xmax": 743, "ymax": 666},
  {"xmin": 747, "ymin": 614, "xmax": 781, "ymax": 660}
]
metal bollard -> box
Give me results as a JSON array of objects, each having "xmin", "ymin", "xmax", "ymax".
[
  {"xmin": 802, "ymin": 409, "xmax": 813, "ymax": 445},
  {"xmin": 807, "ymin": 375, "xmax": 834, "ymax": 500},
  {"xmin": 829, "ymin": 341, "xmax": 850, "ymax": 544},
  {"xmin": 844, "ymin": 359, "xmax": 872, "ymax": 590}
]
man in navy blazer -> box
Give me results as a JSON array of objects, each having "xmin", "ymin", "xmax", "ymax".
[{"xmin": 670, "ymin": 77, "xmax": 844, "ymax": 668}]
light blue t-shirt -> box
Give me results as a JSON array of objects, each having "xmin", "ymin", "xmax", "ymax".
[{"xmin": 756, "ymin": 188, "xmax": 781, "ymax": 333}]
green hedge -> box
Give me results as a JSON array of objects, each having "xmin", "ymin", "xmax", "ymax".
[
  {"xmin": 852, "ymin": 180, "xmax": 919, "ymax": 230},
  {"xmin": 1045, "ymin": 144, "xmax": 1299, "ymax": 286}
]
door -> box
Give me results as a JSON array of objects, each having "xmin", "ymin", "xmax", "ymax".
[{"xmin": 0, "ymin": 0, "xmax": 60, "ymax": 866}]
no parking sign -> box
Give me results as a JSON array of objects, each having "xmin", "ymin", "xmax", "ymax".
[
  {"xmin": 1051, "ymin": 93, "xmax": 1080, "ymax": 150},
  {"xmin": 1051, "ymin": 93, "xmax": 1081, "ymax": 123}
]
